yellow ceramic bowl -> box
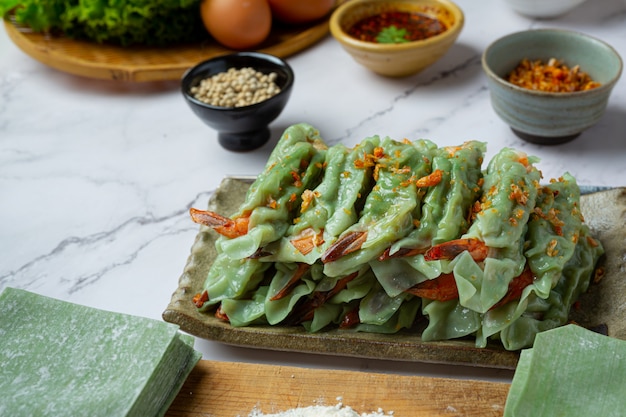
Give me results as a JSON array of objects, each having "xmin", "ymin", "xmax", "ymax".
[{"xmin": 329, "ymin": 0, "xmax": 464, "ymax": 77}]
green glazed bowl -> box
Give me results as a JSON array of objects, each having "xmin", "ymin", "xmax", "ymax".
[{"xmin": 482, "ymin": 29, "xmax": 622, "ymax": 144}]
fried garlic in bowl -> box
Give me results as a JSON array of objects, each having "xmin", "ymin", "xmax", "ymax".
[{"xmin": 482, "ymin": 29, "xmax": 622, "ymax": 144}]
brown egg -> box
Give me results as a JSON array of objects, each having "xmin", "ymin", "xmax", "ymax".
[
  {"xmin": 200, "ymin": 0, "xmax": 272, "ymax": 50},
  {"xmin": 268, "ymin": 0, "xmax": 335, "ymax": 24}
]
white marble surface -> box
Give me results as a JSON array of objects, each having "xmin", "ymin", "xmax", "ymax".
[{"xmin": 1, "ymin": 0, "xmax": 625, "ymax": 384}]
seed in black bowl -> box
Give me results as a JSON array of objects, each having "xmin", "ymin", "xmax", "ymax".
[{"xmin": 190, "ymin": 67, "xmax": 281, "ymax": 108}]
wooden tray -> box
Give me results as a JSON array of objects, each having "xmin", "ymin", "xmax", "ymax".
[
  {"xmin": 165, "ymin": 360, "xmax": 511, "ymax": 417},
  {"xmin": 3, "ymin": 10, "xmax": 337, "ymax": 82},
  {"xmin": 163, "ymin": 177, "xmax": 626, "ymax": 370}
]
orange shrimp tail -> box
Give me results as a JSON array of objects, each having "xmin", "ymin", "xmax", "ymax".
[
  {"xmin": 189, "ymin": 208, "xmax": 249, "ymax": 238},
  {"xmin": 339, "ymin": 308, "xmax": 360, "ymax": 329},
  {"xmin": 290, "ymin": 228, "xmax": 325, "ymax": 255},
  {"xmin": 406, "ymin": 267, "xmax": 535, "ymax": 307},
  {"xmin": 405, "ymin": 273, "xmax": 459, "ymax": 302},
  {"xmin": 192, "ymin": 290, "xmax": 209, "ymax": 308},
  {"xmin": 215, "ymin": 305, "xmax": 229, "ymax": 322},
  {"xmin": 424, "ymin": 238, "xmax": 488, "ymax": 262},
  {"xmin": 378, "ymin": 246, "xmax": 427, "ymax": 261},
  {"xmin": 288, "ymin": 272, "xmax": 359, "ymax": 324},
  {"xmin": 270, "ymin": 263, "xmax": 311, "ymax": 301},
  {"xmin": 490, "ymin": 267, "xmax": 534, "ymax": 310},
  {"xmin": 321, "ymin": 231, "xmax": 368, "ymax": 263}
]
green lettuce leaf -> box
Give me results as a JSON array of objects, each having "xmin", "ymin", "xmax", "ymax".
[{"xmin": 2, "ymin": 0, "xmax": 204, "ymax": 46}]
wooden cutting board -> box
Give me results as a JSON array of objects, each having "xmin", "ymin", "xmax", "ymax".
[{"xmin": 166, "ymin": 361, "xmax": 510, "ymax": 416}]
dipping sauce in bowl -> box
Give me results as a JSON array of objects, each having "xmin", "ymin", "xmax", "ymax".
[
  {"xmin": 347, "ymin": 11, "xmax": 447, "ymax": 43},
  {"xmin": 329, "ymin": 0, "xmax": 464, "ymax": 77}
]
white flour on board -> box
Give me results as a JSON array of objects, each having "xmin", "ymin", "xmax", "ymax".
[{"xmin": 245, "ymin": 398, "xmax": 393, "ymax": 417}]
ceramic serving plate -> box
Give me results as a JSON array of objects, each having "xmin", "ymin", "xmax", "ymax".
[{"xmin": 163, "ymin": 177, "xmax": 626, "ymax": 369}]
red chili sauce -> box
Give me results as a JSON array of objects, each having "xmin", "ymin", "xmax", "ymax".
[{"xmin": 347, "ymin": 11, "xmax": 447, "ymax": 43}]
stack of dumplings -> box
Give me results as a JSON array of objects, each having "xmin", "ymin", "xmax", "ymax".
[{"xmin": 190, "ymin": 123, "xmax": 604, "ymax": 350}]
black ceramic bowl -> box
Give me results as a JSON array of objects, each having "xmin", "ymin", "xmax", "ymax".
[{"xmin": 182, "ymin": 52, "xmax": 295, "ymax": 152}]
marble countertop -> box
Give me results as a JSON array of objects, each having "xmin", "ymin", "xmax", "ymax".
[{"xmin": 1, "ymin": 0, "xmax": 625, "ymax": 384}]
